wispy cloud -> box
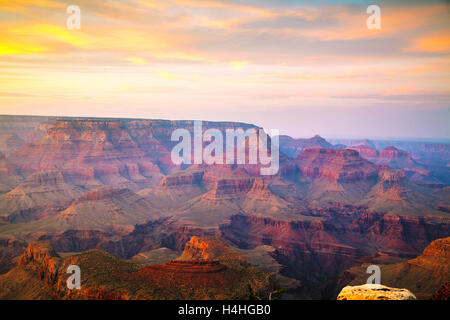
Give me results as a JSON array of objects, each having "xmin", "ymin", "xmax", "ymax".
[{"xmin": 0, "ymin": 0, "xmax": 449, "ymax": 138}]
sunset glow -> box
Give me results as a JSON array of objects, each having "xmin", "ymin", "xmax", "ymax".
[{"xmin": 0, "ymin": 0, "xmax": 449, "ymax": 139}]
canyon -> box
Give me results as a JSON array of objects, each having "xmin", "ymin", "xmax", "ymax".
[{"xmin": 0, "ymin": 115, "xmax": 448, "ymax": 299}]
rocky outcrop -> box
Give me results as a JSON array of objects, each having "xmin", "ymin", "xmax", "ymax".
[
  {"xmin": 202, "ymin": 176, "xmax": 271, "ymax": 200},
  {"xmin": 145, "ymin": 236, "xmax": 234, "ymax": 273},
  {"xmin": 337, "ymin": 284, "xmax": 416, "ymax": 300},
  {"xmin": 159, "ymin": 171, "xmax": 204, "ymax": 187},
  {"xmin": 176, "ymin": 236, "xmax": 244, "ymax": 263},
  {"xmin": 206, "ymin": 178, "xmax": 254, "ymax": 199},
  {"xmin": 18, "ymin": 242, "xmax": 61, "ymax": 285},
  {"xmin": 177, "ymin": 236, "xmax": 212, "ymax": 261},
  {"xmin": 279, "ymin": 135, "xmax": 333, "ymax": 158},
  {"xmin": 422, "ymin": 236, "xmax": 450, "ymax": 258},
  {"xmin": 20, "ymin": 170, "xmax": 65, "ymax": 188},
  {"xmin": 295, "ymin": 148, "xmax": 379, "ymax": 182}
]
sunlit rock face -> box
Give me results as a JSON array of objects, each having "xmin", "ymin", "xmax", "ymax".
[{"xmin": 337, "ymin": 284, "xmax": 416, "ymax": 300}]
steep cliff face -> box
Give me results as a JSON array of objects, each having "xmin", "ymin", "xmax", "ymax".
[
  {"xmin": 8, "ymin": 120, "xmax": 160, "ymax": 189},
  {"xmin": 157, "ymin": 168, "xmax": 273, "ymax": 200},
  {"xmin": 176, "ymin": 236, "xmax": 245, "ymax": 263},
  {"xmin": 18, "ymin": 242, "xmax": 61, "ymax": 285},
  {"xmin": 159, "ymin": 171, "xmax": 204, "ymax": 187},
  {"xmin": 296, "ymin": 148, "xmax": 379, "ymax": 182},
  {"xmin": 177, "ymin": 236, "xmax": 212, "ymax": 261},
  {"xmin": 7, "ymin": 118, "xmax": 261, "ymax": 192},
  {"xmin": 205, "ymin": 177, "xmax": 255, "ymax": 199}
]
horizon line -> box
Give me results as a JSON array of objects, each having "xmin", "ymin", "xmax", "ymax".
[{"xmin": 1, "ymin": 113, "xmax": 449, "ymax": 143}]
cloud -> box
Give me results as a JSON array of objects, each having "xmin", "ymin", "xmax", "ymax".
[
  {"xmin": 407, "ymin": 31, "xmax": 450, "ymax": 53},
  {"xmin": 0, "ymin": 91, "xmax": 36, "ymax": 98},
  {"xmin": 230, "ymin": 61, "xmax": 248, "ymax": 70},
  {"xmin": 157, "ymin": 70, "xmax": 177, "ymax": 80},
  {"xmin": 0, "ymin": 0, "xmax": 449, "ymax": 139},
  {"xmin": 0, "ymin": 0, "xmax": 64, "ymax": 12},
  {"xmin": 126, "ymin": 57, "xmax": 147, "ymax": 65}
]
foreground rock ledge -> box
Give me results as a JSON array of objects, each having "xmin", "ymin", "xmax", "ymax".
[{"xmin": 337, "ymin": 284, "xmax": 417, "ymax": 300}]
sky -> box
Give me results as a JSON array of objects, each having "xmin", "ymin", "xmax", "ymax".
[{"xmin": 0, "ymin": 0, "xmax": 449, "ymax": 139}]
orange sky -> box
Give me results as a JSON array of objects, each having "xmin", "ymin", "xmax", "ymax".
[{"xmin": 0, "ymin": 0, "xmax": 449, "ymax": 139}]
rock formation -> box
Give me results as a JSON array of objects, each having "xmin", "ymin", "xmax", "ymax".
[
  {"xmin": 337, "ymin": 284, "xmax": 416, "ymax": 300},
  {"xmin": 0, "ymin": 238, "xmax": 273, "ymax": 300}
]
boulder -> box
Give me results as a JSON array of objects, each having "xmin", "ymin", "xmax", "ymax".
[{"xmin": 337, "ymin": 284, "xmax": 416, "ymax": 300}]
